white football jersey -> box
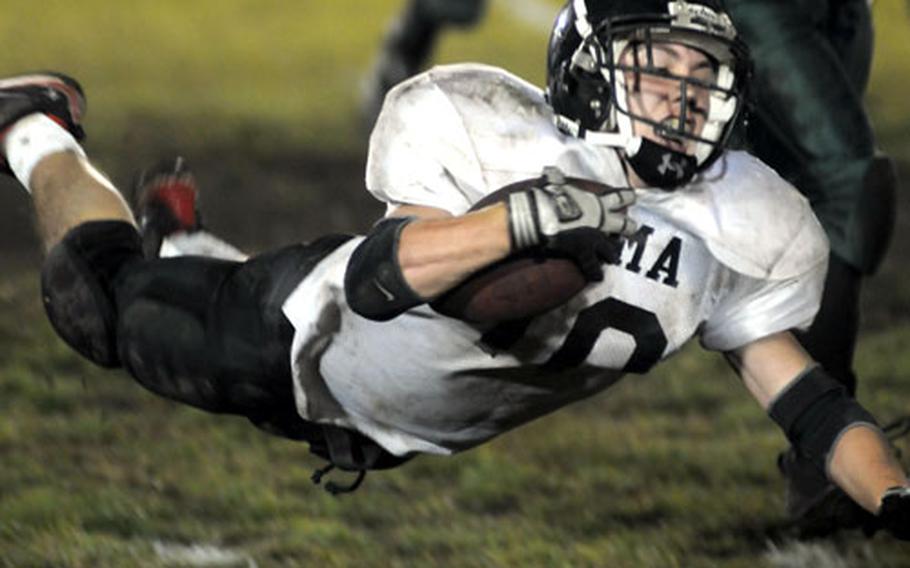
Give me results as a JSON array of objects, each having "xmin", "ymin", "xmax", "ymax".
[{"xmin": 282, "ymin": 64, "xmax": 828, "ymax": 457}]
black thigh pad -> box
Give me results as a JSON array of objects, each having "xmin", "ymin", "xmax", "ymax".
[
  {"xmin": 41, "ymin": 221, "xmax": 144, "ymax": 368},
  {"xmin": 114, "ymin": 234, "xmax": 354, "ymax": 416}
]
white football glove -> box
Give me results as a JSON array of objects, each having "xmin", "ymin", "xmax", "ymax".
[
  {"xmin": 508, "ymin": 166, "xmax": 637, "ymax": 249},
  {"xmin": 506, "ymin": 167, "xmax": 637, "ymax": 282}
]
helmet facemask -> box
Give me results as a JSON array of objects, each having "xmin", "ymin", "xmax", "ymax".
[{"xmin": 551, "ymin": 0, "xmax": 749, "ymax": 188}]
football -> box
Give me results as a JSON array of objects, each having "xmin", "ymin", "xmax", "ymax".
[{"xmin": 430, "ymin": 175, "xmax": 615, "ymax": 323}]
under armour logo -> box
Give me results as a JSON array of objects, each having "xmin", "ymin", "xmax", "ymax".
[
  {"xmin": 45, "ymin": 88, "xmax": 60, "ymax": 100},
  {"xmin": 657, "ymin": 153, "xmax": 685, "ymax": 179}
]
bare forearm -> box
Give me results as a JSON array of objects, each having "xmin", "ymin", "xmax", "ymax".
[
  {"xmin": 398, "ymin": 203, "xmax": 511, "ymax": 298},
  {"xmin": 729, "ymin": 333, "xmax": 910, "ymax": 515},
  {"xmin": 392, "ymin": 170, "xmax": 637, "ymax": 300},
  {"xmin": 828, "ymin": 425, "xmax": 908, "ymax": 513}
]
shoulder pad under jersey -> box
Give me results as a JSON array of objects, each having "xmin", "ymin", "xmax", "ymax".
[
  {"xmin": 365, "ymin": 63, "xmax": 552, "ymax": 214},
  {"xmin": 638, "ymin": 151, "xmax": 829, "ymax": 280}
]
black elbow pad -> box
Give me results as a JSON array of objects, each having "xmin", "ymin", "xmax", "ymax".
[
  {"xmin": 768, "ymin": 365, "xmax": 879, "ymax": 476},
  {"xmin": 344, "ymin": 217, "xmax": 423, "ymax": 321}
]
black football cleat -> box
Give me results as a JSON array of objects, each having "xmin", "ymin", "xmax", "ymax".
[
  {"xmin": 0, "ymin": 72, "xmax": 86, "ymax": 140},
  {"xmin": 132, "ymin": 156, "xmax": 202, "ymax": 258}
]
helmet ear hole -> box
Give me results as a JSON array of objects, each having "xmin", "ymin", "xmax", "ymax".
[{"xmin": 552, "ymin": 58, "xmax": 613, "ymax": 135}]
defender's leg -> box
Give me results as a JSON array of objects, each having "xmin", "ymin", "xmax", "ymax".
[{"xmin": 362, "ymin": 0, "xmax": 487, "ymax": 126}]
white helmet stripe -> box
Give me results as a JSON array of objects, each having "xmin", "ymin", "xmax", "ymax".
[
  {"xmin": 606, "ymin": 39, "xmax": 639, "ymax": 151},
  {"xmin": 573, "ymin": 0, "xmax": 593, "ymax": 38},
  {"xmin": 715, "ymin": 64, "xmax": 734, "ymax": 91}
]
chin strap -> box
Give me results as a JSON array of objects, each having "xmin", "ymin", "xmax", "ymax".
[
  {"xmin": 624, "ymin": 138, "xmax": 697, "ymax": 189},
  {"xmin": 561, "ymin": 115, "xmax": 698, "ymax": 190}
]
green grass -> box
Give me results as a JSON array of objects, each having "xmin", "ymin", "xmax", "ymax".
[
  {"xmin": 868, "ymin": 2, "xmax": 910, "ymax": 140},
  {"xmin": 2, "ymin": 1, "xmax": 910, "ymax": 566},
  {"xmin": 0, "ymin": 0, "xmax": 555, "ymax": 156},
  {"xmin": 3, "ymin": 272, "xmax": 910, "ymax": 566}
]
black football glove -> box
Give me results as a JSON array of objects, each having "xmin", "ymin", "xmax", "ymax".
[
  {"xmin": 878, "ymin": 486, "xmax": 910, "ymax": 540},
  {"xmin": 545, "ymin": 228, "xmax": 624, "ymax": 281},
  {"xmin": 507, "ymin": 166, "xmax": 637, "ymax": 281}
]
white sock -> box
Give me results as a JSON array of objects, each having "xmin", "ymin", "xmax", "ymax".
[{"xmin": 3, "ymin": 112, "xmax": 86, "ymax": 192}]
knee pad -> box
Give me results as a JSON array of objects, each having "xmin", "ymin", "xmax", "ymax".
[{"xmin": 41, "ymin": 221, "xmax": 143, "ymax": 368}]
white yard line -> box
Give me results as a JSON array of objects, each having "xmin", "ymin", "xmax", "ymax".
[
  {"xmin": 765, "ymin": 540, "xmax": 871, "ymax": 568},
  {"xmin": 152, "ymin": 540, "xmax": 258, "ymax": 568}
]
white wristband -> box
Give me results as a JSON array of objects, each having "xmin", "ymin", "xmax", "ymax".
[
  {"xmin": 507, "ymin": 191, "xmax": 541, "ymax": 249},
  {"xmin": 4, "ymin": 112, "xmax": 85, "ymax": 192}
]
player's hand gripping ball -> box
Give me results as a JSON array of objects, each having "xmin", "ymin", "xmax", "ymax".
[{"xmin": 432, "ymin": 168, "xmax": 636, "ymax": 323}]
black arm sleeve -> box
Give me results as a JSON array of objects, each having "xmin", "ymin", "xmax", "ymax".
[
  {"xmin": 344, "ymin": 216, "xmax": 424, "ymax": 321},
  {"xmin": 768, "ymin": 365, "xmax": 879, "ymax": 477}
]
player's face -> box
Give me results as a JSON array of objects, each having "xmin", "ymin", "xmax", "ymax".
[{"xmin": 620, "ymin": 42, "xmax": 717, "ymax": 155}]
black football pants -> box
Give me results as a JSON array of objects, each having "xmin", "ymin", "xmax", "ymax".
[{"xmin": 46, "ymin": 220, "xmax": 350, "ymax": 439}]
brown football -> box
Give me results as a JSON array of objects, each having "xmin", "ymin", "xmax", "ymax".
[{"xmin": 430, "ymin": 175, "xmax": 614, "ymax": 323}]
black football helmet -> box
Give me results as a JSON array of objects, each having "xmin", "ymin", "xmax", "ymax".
[{"xmin": 546, "ymin": 0, "xmax": 750, "ymax": 188}]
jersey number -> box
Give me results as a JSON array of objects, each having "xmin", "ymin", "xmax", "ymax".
[{"xmin": 482, "ymin": 297, "xmax": 667, "ymax": 374}]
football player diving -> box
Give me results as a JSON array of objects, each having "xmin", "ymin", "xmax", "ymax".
[{"xmin": 1, "ymin": 0, "xmax": 908, "ymax": 536}]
